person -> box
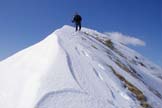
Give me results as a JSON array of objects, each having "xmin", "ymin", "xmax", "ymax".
[{"xmin": 72, "ymin": 12, "xmax": 82, "ymax": 31}]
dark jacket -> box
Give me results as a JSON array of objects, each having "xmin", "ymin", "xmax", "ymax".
[{"xmin": 72, "ymin": 14, "xmax": 82, "ymax": 24}]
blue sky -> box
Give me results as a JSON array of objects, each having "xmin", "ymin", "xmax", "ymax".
[{"xmin": 0, "ymin": 0, "xmax": 161, "ymax": 66}]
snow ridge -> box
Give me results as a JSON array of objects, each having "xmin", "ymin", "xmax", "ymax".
[{"xmin": 0, "ymin": 25, "xmax": 162, "ymax": 108}]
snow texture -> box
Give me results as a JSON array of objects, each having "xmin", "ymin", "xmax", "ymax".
[{"xmin": 0, "ymin": 25, "xmax": 162, "ymax": 108}]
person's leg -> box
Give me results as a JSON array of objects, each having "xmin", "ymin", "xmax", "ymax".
[
  {"xmin": 79, "ymin": 23, "xmax": 81, "ymax": 31},
  {"xmin": 76, "ymin": 25, "xmax": 77, "ymax": 31},
  {"xmin": 75, "ymin": 24, "xmax": 78, "ymax": 31}
]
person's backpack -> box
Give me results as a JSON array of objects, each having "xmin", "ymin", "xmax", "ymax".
[{"xmin": 74, "ymin": 15, "xmax": 82, "ymax": 22}]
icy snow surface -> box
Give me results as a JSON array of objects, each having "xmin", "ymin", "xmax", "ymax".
[{"xmin": 0, "ymin": 25, "xmax": 162, "ymax": 108}]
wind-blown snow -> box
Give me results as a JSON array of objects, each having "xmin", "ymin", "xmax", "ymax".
[
  {"xmin": 0, "ymin": 25, "xmax": 162, "ymax": 108},
  {"xmin": 105, "ymin": 32, "xmax": 146, "ymax": 46}
]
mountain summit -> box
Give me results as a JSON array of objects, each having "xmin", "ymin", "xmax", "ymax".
[{"xmin": 0, "ymin": 25, "xmax": 162, "ymax": 108}]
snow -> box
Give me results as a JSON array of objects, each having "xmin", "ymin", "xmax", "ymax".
[{"xmin": 0, "ymin": 25, "xmax": 162, "ymax": 108}]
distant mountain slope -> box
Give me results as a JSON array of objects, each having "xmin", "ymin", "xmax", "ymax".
[{"xmin": 0, "ymin": 25, "xmax": 161, "ymax": 108}]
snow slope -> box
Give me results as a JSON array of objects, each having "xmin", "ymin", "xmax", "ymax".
[{"xmin": 0, "ymin": 25, "xmax": 162, "ymax": 108}]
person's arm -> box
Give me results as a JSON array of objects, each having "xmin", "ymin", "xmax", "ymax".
[{"xmin": 72, "ymin": 16, "xmax": 75, "ymax": 23}]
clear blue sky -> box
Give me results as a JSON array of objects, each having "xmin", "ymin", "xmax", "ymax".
[{"xmin": 0, "ymin": 0, "xmax": 161, "ymax": 66}]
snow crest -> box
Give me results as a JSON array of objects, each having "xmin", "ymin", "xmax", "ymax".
[{"xmin": 0, "ymin": 25, "xmax": 162, "ymax": 108}]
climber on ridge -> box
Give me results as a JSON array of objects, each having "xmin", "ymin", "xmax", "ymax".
[{"xmin": 72, "ymin": 12, "xmax": 82, "ymax": 31}]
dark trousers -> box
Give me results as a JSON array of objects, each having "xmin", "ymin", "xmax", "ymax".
[{"xmin": 75, "ymin": 22, "xmax": 81, "ymax": 31}]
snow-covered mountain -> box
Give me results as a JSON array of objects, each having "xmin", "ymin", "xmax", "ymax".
[{"xmin": 0, "ymin": 25, "xmax": 162, "ymax": 108}]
